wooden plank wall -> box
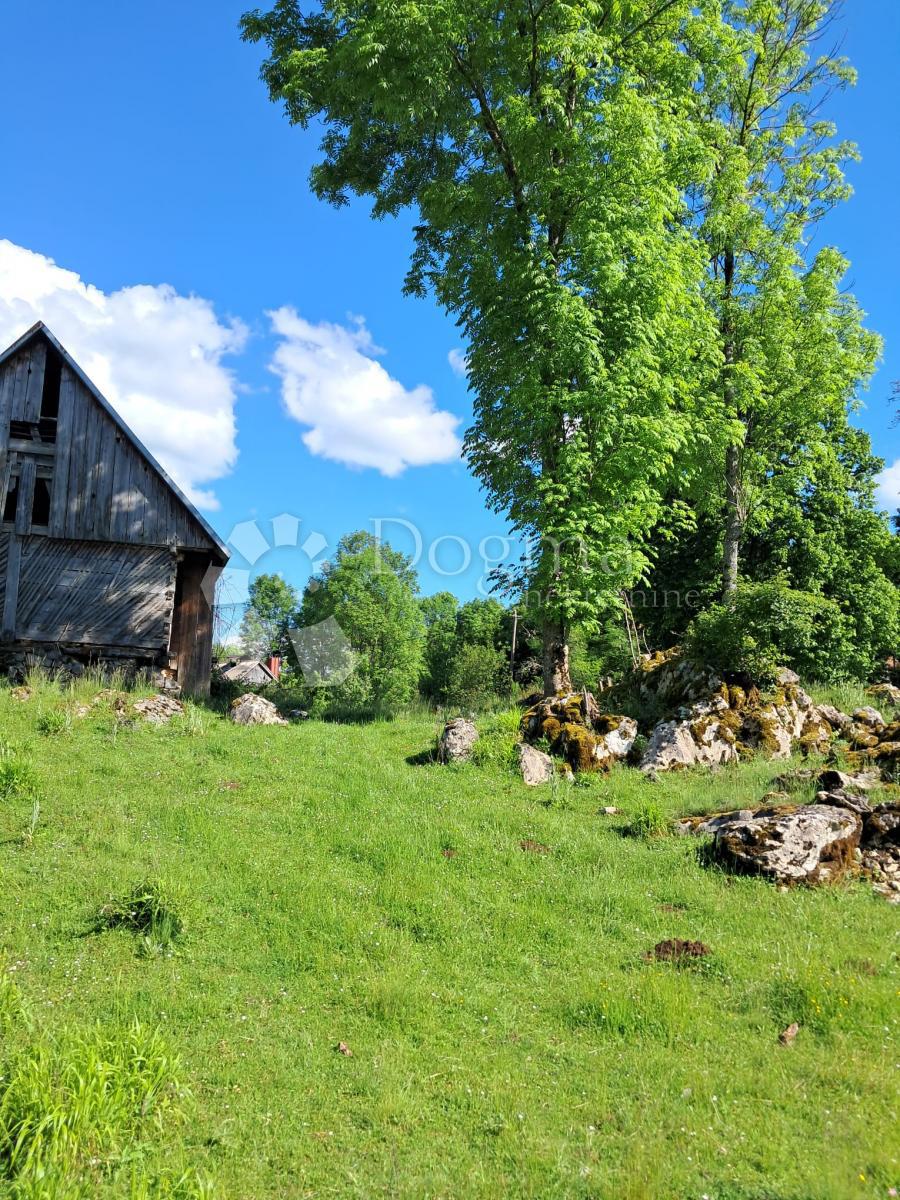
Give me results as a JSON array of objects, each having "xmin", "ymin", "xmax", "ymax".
[{"xmin": 15, "ymin": 538, "xmax": 176, "ymax": 650}]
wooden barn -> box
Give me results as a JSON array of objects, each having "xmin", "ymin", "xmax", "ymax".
[{"xmin": 0, "ymin": 322, "xmax": 229, "ymax": 695}]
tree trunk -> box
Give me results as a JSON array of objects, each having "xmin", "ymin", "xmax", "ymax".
[
  {"xmin": 722, "ymin": 441, "xmax": 742, "ymax": 595},
  {"xmin": 542, "ymin": 619, "xmax": 572, "ymax": 695},
  {"xmin": 720, "ymin": 246, "xmax": 743, "ymax": 597}
]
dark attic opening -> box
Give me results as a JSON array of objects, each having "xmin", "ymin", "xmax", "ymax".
[
  {"xmin": 39, "ymin": 344, "xmax": 62, "ymax": 442},
  {"xmin": 31, "ymin": 476, "xmax": 51, "ymax": 527},
  {"xmin": 3, "ymin": 474, "xmax": 19, "ymax": 524}
]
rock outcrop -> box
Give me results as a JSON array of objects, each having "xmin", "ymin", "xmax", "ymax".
[
  {"xmin": 133, "ymin": 695, "xmax": 185, "ymax": 725},
  {"xmin": 437, "ymin": 717, "xmax": 479, "ymax": 763},
  {"xmin": 626, "ymin": 649, "xmax": 857, "ymax": 774},
  {"xmin": 230, "ymin": 693, "xmax": 288, "ymax": 727},
  {"xmin": 516, "ymin": 742, "xmax": 555, "ymax": 786},
  {"xmin": 678, "ymin": 794, "xmax": 900, "ymax": 900},
  {"xmin": 708, "ymin": 804, "xmax": 862, "ymax": 883},
  {"xmin": 520, "ymin": 693, "xmax": 636, "ymax": 773},
  {"xmin": 868, "ymin": 682, "xmax": 900, "ymax": 709},
  {"xmin": 846, "ymin": 714, "xmax": 899, "ymax": 774}
]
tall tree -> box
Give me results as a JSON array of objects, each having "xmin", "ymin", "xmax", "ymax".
[
  {"xmin": 242, "ymin": 0, "xmax": 715, "ymax": 694},
  {"xmin": 689, "ymin": 0, "xmax": 881, "ymax": 594},
  {"xmin": 419, "ymin": 591, "xmax": 459, "ymax": 700},
  {"xmin": 239, "ymin": 573, "xmax": 300, "ymax": 659},
  {"xmin": 300, "ymin": 532, "xmax": 425, "ymax": 713}
]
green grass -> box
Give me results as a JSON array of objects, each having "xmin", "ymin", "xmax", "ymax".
[{"xmin": 0, "ymin": 679, "xmax": 896, "ymax": 1198}]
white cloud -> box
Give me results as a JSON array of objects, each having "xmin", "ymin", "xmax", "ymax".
[
  {"xmin": 448, "ymin": 347, "xmax": 468, "ymax": 377},
  {"xmin": 876, "ymin": 458, "xmax": 900, "ymax": 513},
  {"xmin": 0, "ymin": 240, "xmax": 247, "ymax": 509},
  {"xmin": 269, "ymin": 307, "xmax": 461, "ymax": 476}
]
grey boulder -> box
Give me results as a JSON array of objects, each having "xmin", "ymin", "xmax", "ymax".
[{"xmin": 438, "ymin": 717, "xmax": 479, "ymax": 763}]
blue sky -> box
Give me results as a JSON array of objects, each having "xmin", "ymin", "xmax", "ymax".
[{"xmin": 0, "ymin": 0, "xmax": 897, "ymax": 611}]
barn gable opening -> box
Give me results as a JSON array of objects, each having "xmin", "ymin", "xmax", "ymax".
[
  {"xmin": 40, "ymin": 347, "xmax": 62, "ymax": 420},
  {"xmin": 2, "ymin": 475, "xmax": 19, "ymax": 524},
  {"xmin": 31, "ymin": 477, "xmax": 51, "ymax": 527}
]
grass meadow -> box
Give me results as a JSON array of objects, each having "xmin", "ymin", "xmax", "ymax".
[{"xmin": 0, "ymin": 674, "xmax": 896, "ymax": 1198}]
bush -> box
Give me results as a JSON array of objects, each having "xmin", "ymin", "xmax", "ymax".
[
  {"xmin": 444, "ymin": 644, "xmax": 509, "ymax": 712},
  {"xmin": 686, "ymin": 580, "xmax": 856, "ymax": 684}
]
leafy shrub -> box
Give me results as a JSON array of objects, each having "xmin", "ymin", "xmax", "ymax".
[
  {"xmin": 686, "ymin": 580, "xmax": 856, "ymax": 684},
  {"xmin": 444, "ymin": 644, "xmax": 509, "ymax": 712},
  {"xmin": 95, "ymin": 881, "xmax": 184, "ymax": 953}
]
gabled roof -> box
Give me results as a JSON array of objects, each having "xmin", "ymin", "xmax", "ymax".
[
  {"xmin": 0, "ymin": 321, "xmax": 229, "ymax": 562},
  {"xmin": 221, "ymin": 658, "xmax": 277, "ymax": 683}
]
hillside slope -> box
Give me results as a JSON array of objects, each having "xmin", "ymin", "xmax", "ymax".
[{"xmin": 0, "ymin": 679, "xmax": 896, "ymax": 1199}]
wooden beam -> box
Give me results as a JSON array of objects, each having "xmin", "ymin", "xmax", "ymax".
[
  {"xmin": 2, "ymin": 535, "xmax": 22, "ymax": 640},
  {"xmin": 23, "ymin": 340, "xmax": 47, "ymax": 423},
  {"xmin": 170, "ymin": 555, "xmax": 218, "ymax": 696}
]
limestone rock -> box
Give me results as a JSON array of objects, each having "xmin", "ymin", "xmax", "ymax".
[
  {"xmin": 862, "ymin": 805, "xmax": 900, "ymax": 850},
  {"xmin": 595, "ymin": 714, "xmax": 638, "ymax": 761},
  {"xmin": 230, "ymin": 693, "xmax": 288, "ymax": 727},
  {"xmin": 846, "ymin": 719, "xmax": 900, "ymax": 775},
  {"xmin": 815, "ymin": 704, "xmax": 852, "ymax": 731},
  {"xmin": 641, "ymin": 716, "xmax": 738, "ymax": 773},
  {"xmin": 711, "ymin": 804, "xmax": 862, "ymax": 883},
  {"xmin": 521, "ymin": 693, "xmax": 636, "ymax": 773},
  {"xmin": 516, "ymin": 742, "xmax": 554, "ymax": 786},
  {"xmin": 815, "ymin": 789, "xmax": 872, "ymax": 816},
  {"xmin": 674, "ymin": 809, "xmax": 755, "ymax": 836},
  {"xmin": 132, "ymin": 694, "xmax": 185, "ymax": 725},
  {"xmin": 868, "ymin": 683, "xmax": 900, "ymax": 708},
  {"xmin": 817, "ymin": 768, "xmax": 881, "ymax": 793},
  {"xmin": 853, "ymin": 706, "xmax": 886, "ymax": 730},
  {"xmin": 437, "ymin": 717, "xmax": 479, "ymax": 763}
]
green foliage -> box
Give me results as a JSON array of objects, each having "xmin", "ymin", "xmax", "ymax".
[
  {"xmin": 444, "ymin": 643, "xmax": 509, "ymax": 714},
  {"xmin": 0, "ymin": 1013, "xmax": 186, "ymax": 1196},
  {"xmin": 686, "ymin": 581, "xmax": 855, "ymax": 684},
  {"xmin": 242, "ymin": 0, "xmax": 719, "ymax": 681},
  {"xmin": 419, "ymin": 592, "xmax": 458, "ymax": 701},
  {"xmin": 95, "ymin": 881, "xmax": 184, "ymax": 954},
  {"xmin": 239, "ymin": 573, "xmax": 299, "ymax": 659},
  {"xmin": 568, "ymin": 621, "xmax": 633, "ymax": 691},
  {"xmin": 686, "ymin": 0, "xmax": 882, "ymax": 593},
  {"xmin": 300, "ymin": 532, "xmax": 425, "ymax": 717},
  {"xmin": 455, "ymin": 599, "xmax": 505, "ymax": 651}
]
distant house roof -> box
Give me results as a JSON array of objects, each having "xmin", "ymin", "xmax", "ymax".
[
  {"xmin": 220, "ymin": 659, "xmax": 277, "ymax": 684},
  {"xmin": 0, "ymin": 321, "xmax": 229, "ymax": 563}
]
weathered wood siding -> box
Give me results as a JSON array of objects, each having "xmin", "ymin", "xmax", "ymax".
[
  {"xmin": 0, "ymin": 341, "xmax": 216, "ymax": 553},
  {"xmin": 13, "ymin": 537, "xmax": 175, "ymax": 649}
]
